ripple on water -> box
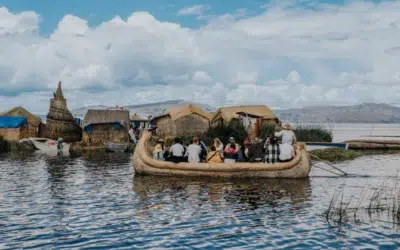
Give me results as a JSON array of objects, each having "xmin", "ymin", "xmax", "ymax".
[{"xmin": 0, "ymin": 152, "xmax": 400, "ymax": 249}]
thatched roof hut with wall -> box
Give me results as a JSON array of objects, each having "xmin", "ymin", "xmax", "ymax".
[
  {"xmin": 82, "ymin": 109, "xmax": 130, "ymax": 146},
  {"xmin": 210, "ymin": 105, "xmax": 279, "ymax": 127},
  {"xmin": 44, "ymin": 81, "xmax": 82, "ymax": 142},
  {"xmin": 130, "ymin": 113, "xmax": 147, "ymax": 129},
  {"xmin": 0, "ymin": 116, "xmax": 29, "ymax": 141},
  {"xmin": 151, "ymin": 104, "xmax": 211, "ymax": 138},
  {"xmin": 2, "ymin": 106, "xmax": 43, "ymax": 138}
]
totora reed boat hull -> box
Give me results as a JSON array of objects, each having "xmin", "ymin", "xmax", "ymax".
[{"xmin": 133, "ymin": 131, "xmax": 312, "ymax": 178}]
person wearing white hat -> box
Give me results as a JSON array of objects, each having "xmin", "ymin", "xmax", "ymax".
[{"xmin": 274, "ymin": 123, "xmax": 297, "ymax": 145}]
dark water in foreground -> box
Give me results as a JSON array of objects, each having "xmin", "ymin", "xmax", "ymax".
[{"xmin": 0, "ymin": 152, "xmax": 399, "ymax": 249}]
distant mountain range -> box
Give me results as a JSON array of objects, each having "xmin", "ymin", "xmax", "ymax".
[
  {"xmin": 274, "ymin": 103, "xmax": 400, "ymax": 123},
  {"xmin": 69, "ymin": 101, "xmax": 400, "ymax": 123}
]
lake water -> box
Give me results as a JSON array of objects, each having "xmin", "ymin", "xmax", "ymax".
[{"xmin": 1, "ymin": 124, "xmax": 400, "ymax": 249}]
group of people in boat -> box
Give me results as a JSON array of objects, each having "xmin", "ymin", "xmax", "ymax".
[{"xmin": 153, "ymin": 123, "xmax": 297, "ymax": 164}]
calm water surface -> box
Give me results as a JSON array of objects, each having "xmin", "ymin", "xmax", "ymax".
[{"xmin": 1, "ymin": 150, "xmax": 399, "ymax": 249}]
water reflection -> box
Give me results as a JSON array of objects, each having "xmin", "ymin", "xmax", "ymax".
[
  {"xmin": 133, "ymin": 175, "xmax": 311, "ymax": 210},
  {"xmin": 1, "ymin": 152, "xmax": 400, "ymax": 249}
]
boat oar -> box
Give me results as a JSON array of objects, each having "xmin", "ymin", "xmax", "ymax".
[
  {"xmin": 312, "ymin": 164, "xmax": 345, "ymax": 176},
  {"xmin": 309, "ymin": 153, "xmax": 348, "ymax": 176}
]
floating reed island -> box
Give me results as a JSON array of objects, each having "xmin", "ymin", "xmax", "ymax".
[
  {"xmin": 70, "ymin": 109, "xmax": 131, "ymax": 153},
  {"xmin": 345, "ymin": 139, "xmax": 400, "ymax": 150}
]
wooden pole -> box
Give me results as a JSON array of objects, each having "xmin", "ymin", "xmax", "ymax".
[{"xmin": 309, "ymin": 153, "xmax": 348, "ymax": 176}]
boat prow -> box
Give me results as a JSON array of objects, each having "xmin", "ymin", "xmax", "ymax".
[
  {"xmin": 20, "ymin": 137, "xmax": 70, "ymax": 156},
  {"xmin": 133, "ymin": 132, "xmax": 312, "ymax": 178}
]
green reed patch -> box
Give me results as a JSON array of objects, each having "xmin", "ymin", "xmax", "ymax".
[
  {"xmin": 310, "ymin": 148, "xmax": 362, "ymax": 162},
  {"xmin": 294, "ymin": 125, "xmax": 333, "ymax": 142}
]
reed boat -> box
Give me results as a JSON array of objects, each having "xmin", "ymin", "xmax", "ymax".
[{"xmin": 133, "ymin": 131, "xmax": 312, "ymax": 178}]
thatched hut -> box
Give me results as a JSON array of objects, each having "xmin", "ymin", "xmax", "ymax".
[
  {"xmin": 2, "ymin": 106, "xmax": 43, "ymax": 138},
  {"xmin": 151, "ymin": 104, "xmax": 211, "ymax": 137},
  {"xmin": 130, "ymin": 113, "xmax": 147, "ymax": 129},
  {"xmin": 0, "ymin": 116, "xmax": 29, "ymax": 141},
  {"xmin": 44, "ymin": 81, "xmax": 82, "ymax": 142},
  {"xmin": 82, "ymin": 109, "xmax": 130, "ymax": 146},
  {"xmin": 210, "ymin": 105, "xmax": 279, "ymax": 127}
]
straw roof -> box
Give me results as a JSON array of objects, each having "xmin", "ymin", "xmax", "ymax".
[
  {"xmin": 160, "ymin": 104, "xmax": 212, "ymax": 121},
  {"xmin": 211, "ymin": 105, "xmax": 277, "ymax": 123},
  {"xmin": 3, "ymin": 106, "xmax": 42, "ymax": 126},
  {"xmin": 130, "ymin": 113, "xmax": 146, "ymax": 122},
  {"xmin": 83, "ymin": 109, "xmax": 130, "ymax": 128}
]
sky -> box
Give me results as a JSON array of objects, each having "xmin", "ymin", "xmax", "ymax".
[{"xmin": 0, "ymin": 0, "xmax": 400, "ymax": 113}]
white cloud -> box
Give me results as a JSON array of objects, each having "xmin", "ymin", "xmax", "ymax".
[
  {"xmin": 232, "ymin": 72, "xmax": 258, "ymax": 85},
  {"xmin": 0, "ymin": 7, "xmax": 39, "ymax": 34},
  {"xmin": 178, "ymin": 5, "xmax": 210, "ymax": 16},
  {"xmin": 287, "ymin": 71, "xmax": 300, "ymax": 83},
  {"xmin": 192, "ymin": 71, "xmax": 212, "ymax": 83},
  {"xmin": 1, "ymin": 1, "xmax": 400, "ymax": 113},
  {"xmin": 55, "ymin": 15, "xmax": 89, "ymax": 36}
]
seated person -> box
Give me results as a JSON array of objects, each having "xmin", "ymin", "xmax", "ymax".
[
  {"xmin": 213, "ymin": 138, "xmax": 224, "ymax": 153},
  {"xmin": 224, "ymin": 144, "xmax": 237, "ymax": 163},
  {"xmin": 225, "ymin": 137, "xmax": 240, "ymax": 152},
  {"xmin": 185, "ymin": 137, "xmax": 202, "ymax": 163},
  {"xmin": 279, "ymin": 143, "xmax": 295, "ymax": 162},
  {"xmin": 206, "ymin": 146, "xmax": 223, "ymax": 163},
  {"xmin": 169, "ymin": 137, "xmax": 185, "ymax": 163},
  {"xmin": 153, "ymin": 143, "xmax": 165, "ymax": 160},
  {"xmin": 199, "ymin": 140, "xmax": 208, "ymax": 162},
  {"xmin": 274, "ymin": 123, "xmax": 297, "ymax": 145},
  {"xmin": 247, "ymin": 138, "xmax": 264, "ymax": 162},
  {"xmin": 264, "ymin": 137, "xmax": 280, "ymax": 164},
  {"xmin": 236, "ymin": 146, "xmax": 247, "ymax": 162}
]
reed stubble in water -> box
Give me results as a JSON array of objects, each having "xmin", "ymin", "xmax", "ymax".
[{"xmin": 325, "ymin": 177, "xmax": 400, "ymax": 230}]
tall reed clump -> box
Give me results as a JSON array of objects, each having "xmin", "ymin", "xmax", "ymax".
[
  {"xmin": 204, "ymin": 120, "xmax": 248, "ymax": 145},
  {"xmin": 294, "ymin": 125, "xmax": 333, "ymax": 142},
  {"xmin": 260, "ymin": 123, "xmax": 276, "ymax": 139},
  {"xmin": 325, "ymin": 178, "xmax": 400, "ymax": 231}
]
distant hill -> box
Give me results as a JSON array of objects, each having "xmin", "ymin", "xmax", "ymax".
[
  {"xmin": 275, "ymin": 103, "xmax": 400, "ymax": 123},
  {"xmin": 71, "ymin": 100, "xmax": 216, "ymax": 119}
]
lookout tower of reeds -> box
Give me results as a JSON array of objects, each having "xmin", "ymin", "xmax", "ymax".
[{"xmin": 44, "ymin": 81, "xmax": 82, "ymax": 142}]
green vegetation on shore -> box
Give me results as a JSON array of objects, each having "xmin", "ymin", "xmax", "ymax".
[
  {"xmin": 310, "ymin": 148, "xmax": 362, "ymax": 162},
  {"xmin": 294, "ymin": 125, "xmax": 333, "ymax": 142}
]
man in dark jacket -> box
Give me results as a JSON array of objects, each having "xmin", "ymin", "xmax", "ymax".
[
  {"xmin": 247, "ymin": 138, "xmax": 264, "ymax": 162},
  {"xmin": 199, "ymin": 140, "xmax": 208, "ymax": 162}
]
